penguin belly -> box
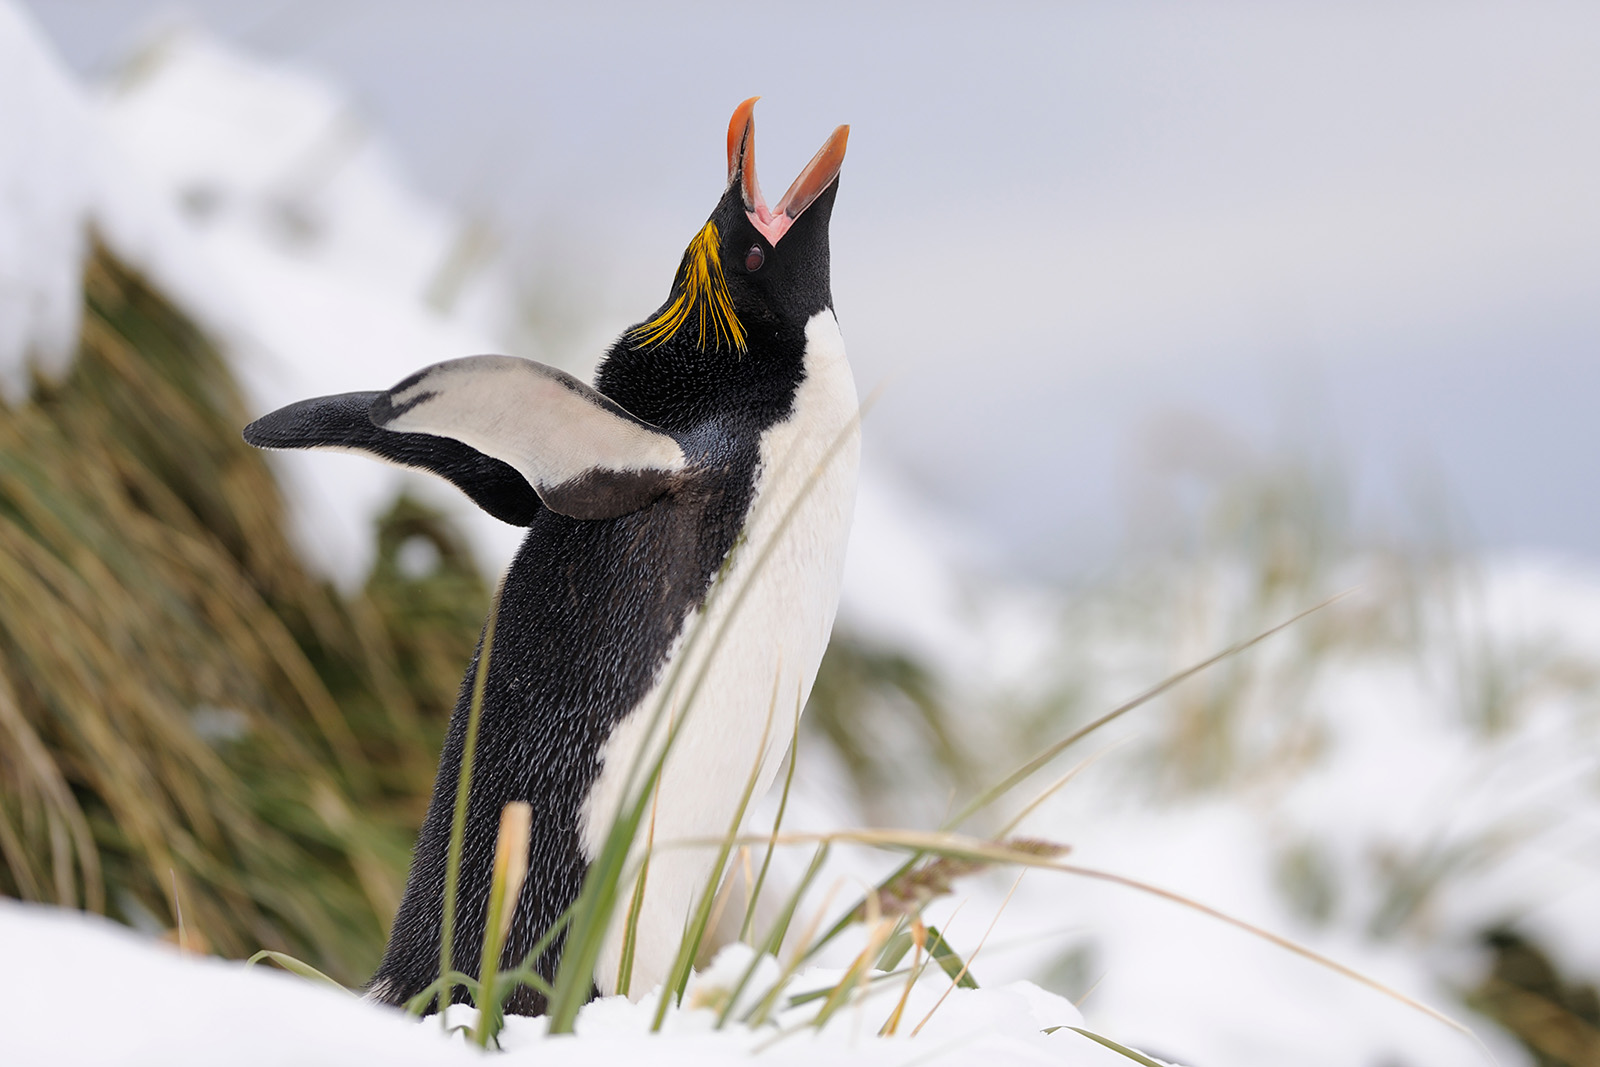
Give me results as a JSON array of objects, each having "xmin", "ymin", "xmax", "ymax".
[{"xmin": 582, "ymin": 309, "xmax": 859, "ymax": 996}]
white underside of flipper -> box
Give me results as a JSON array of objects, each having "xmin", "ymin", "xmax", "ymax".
[{"xmin": 579, "ymin": 309, "xmax": 860, "ymax": 998}]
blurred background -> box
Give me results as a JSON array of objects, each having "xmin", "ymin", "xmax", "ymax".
[
  {"xmin": 27, "ymin": 0, "xmax": 1600, "ymax": 575},
  {"xmin": 3, "ymin": 2, "xmax": 1598, "ymax": 1065}
]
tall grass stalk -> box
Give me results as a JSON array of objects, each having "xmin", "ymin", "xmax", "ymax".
[
  {"xmin": 543, "ymin": 706, "xmax": 676, "ymax": 1029},
  {"xmin": 436, "ymin": 587, "xmax": 501, "ymax": 1021},
  {"xmin": 953, "ymin": 590, "xmax": 1350, "ymax": 830},
  {"xmin": 890, "ymin": 922, "xmax": 971, "ymax": 987},
  {"xmin": 908, "ymin": 872, "xmax": 1023, "ymax": 1036},
  {"xmin": 744, "ymin": 876, "xmax": 846, "ymax": 1027},
  {"xmin": 808, "ymin": 917, "xmax": 896, "ymax": 1029},
  {"xmin": 649, "ymin": 674, "xmax": 781, "ymax": 1029},
  {"xmin": 1057, "ymin": 1027, "xmax": 1170, "ymax": 1067},
  {"xmin": 997, "ymin": 745, "xmax": 1123, "ymax": 837},
  {"xmin": 880, "ymin": 922, "xmax": 966, "ymax": 1035},
  {"xmin": 805, "ymin": 591, "xmax": 1349, "ymax": 963},
  {"xmin": 612, "ymin": 767, "xmax": 661, "ymax": 998},
  {"xmin": 715, "ymin": 842, "xmax": 830, "ymax": 1029},
  {"xmin": 739, "ymin": 704, "xmax": 800, "ymax": 945},
  {"xmin": 472, "ymin": 801, "xmax": 531, "ymax": 1046}
]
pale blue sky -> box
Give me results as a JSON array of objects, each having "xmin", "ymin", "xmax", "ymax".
[{"xmin": 27, "ymin": 1, "xmax": 1600, "ymax": 575}]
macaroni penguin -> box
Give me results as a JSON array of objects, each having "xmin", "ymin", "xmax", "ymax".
[{"xmin": 243, "ymin": 99, "xmax": 858, "ymax": 1014}]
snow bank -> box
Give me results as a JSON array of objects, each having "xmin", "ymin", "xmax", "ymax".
[
  {"xmin": 0, "ymin": 902, "xmax": 1145, "ymax": 1066},
  {"xmin": 0, "ymin": 3, "xmax": 252, "ymax": 405},
  {"xmin": 0, "ymin": 3, "xmax": 521, "ymax": 580},
  {"xmin": 0, "ymin": 2, "xmax": 97, "ymax": 402},
  {"xmin": 0, "ymin": 901, "xmax": 471, "ymax": 1067}
]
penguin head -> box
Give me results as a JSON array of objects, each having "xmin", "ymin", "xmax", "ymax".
[
  {"xmin": 626, "ymin": 99, "xmax": 848, "ymax": 362},
  {"xmin": 716, "ymin": 97, "xmax": 847, "ymax": 329}
]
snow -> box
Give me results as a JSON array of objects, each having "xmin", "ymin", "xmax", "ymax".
[
  {"xmin": 0, "ymin": 902, "xmax": 1139, "ymax": 1066},
  {"xmin": 0, "ymin": 1, "xmax": 95, "ymax": 402}
]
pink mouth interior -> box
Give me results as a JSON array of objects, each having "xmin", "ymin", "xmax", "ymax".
[
  {"xmin": 744, "ymin": 185, "xmax": 795, "ymax": 246},
  {"xmin": 730, "ymin": 102, "xmax": 846, "ymax": 247}
]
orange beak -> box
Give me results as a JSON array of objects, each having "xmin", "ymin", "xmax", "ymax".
[{"xmin": 726, "ymin": 97, "xmax": 849, "ymax": 246}]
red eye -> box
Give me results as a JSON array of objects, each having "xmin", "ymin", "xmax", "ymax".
[{"xmin": 745, "ymin": 244, "xmax": 765, "ymax": 272}]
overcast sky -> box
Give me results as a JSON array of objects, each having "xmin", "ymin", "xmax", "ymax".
[{"xmin": 26, "ymin": 1, "xmax": 1600, "ymax": 576}]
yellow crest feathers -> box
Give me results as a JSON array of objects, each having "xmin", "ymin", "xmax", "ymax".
[{"xmin": 630, "ymin": 222, "xmax": 747, "ymax": 353}]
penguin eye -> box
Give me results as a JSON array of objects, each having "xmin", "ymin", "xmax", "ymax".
[{"xmin": 745, "ymin": 244, "xmax": 765, "ymax": 272}]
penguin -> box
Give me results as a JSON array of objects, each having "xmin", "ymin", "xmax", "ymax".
[{"xmin": 242, "ymin": 98, "xmax": 858, "ymax": 1015}]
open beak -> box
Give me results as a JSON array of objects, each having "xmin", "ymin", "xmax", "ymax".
[{"xmin": 726, "ymin": 97, "xmax": 848, "ymax": 246}]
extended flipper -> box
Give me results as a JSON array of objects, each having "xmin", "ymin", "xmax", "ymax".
[
  {"xmin": 243, "ymin": 391, "xmax": 545, "ymax": 526},
  {"xmin": 369, "ymin": 355, "xmax": 686, "ymax": 520}
]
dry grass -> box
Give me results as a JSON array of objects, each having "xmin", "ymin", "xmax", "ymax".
[{"xmin": 0, "ymin": 246, "xmax": 486, "ymax": 982}]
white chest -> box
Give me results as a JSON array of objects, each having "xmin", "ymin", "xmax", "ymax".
[{"xmin": 581, "ymin": 309, "xmax": 860, "ymax": 997}]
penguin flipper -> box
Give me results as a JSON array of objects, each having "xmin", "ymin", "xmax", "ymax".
[
  {"xmin": 370, "ymin": 355, "xmax": 686, "ymax": 521},
  {"xmin": 243, "ymin": 391, "xmax": 545, "ymax": 526}
]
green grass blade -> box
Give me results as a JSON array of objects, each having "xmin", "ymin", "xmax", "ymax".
[
  {"xmin": 489, "ymin": 901, "xmax": 578, "ymax": 1003},
  {"xmin": 784, "ymin": 966, "xmax": 912, "ymax": 1009},
  {"xmin": 614, "ymin": 852, "xmax": 650, "ymax": 998},
  {"xmin": 437, "ymin": 586, "xmax": 501, "ymax": 1020},
  {"xmin": 545, "ymin": 761, "xmax": 665, "ymax": 1030},
  {"xmin": 877, "ymin": 925, "xmax": 913, "ymax": 971},
  {"xmin": 404, "ymin": 971, "xmax": 482, "ymax": 1016},
  {"xmin": 650, "ymin": 675, "xmax": 781, "ymax": 1030},
  {"xmin": 245, "ymin": 949, "xmax": 352, "ymax": 994},
  {"xmin": 948, "ymin": 592, "xmax": 1348, "ymax": 831},
  {"xmin": 1057, "ymin": 1026, "xmax": 1169, "ymax": 1066},
  {"xmin": 737, "ymin": 844, "xmax": 833, "ymax": 1027},
  {"xmin": 922, "ymin": 925, "xmax": 977, "ymax": 989},
  {"xmin": 713, "ymin": 842, "xmax": 826, "ymax": 1029},
  {"xmin": 806, "ymin": 922, "xmax": 896, "ymax": 1030},
  {"xmin": 740, "ymin": 695, "xmax": 801, "ymax": 945}
]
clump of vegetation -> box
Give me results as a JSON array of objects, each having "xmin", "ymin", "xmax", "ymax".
[
  {"xmin": 804, "ymin": 629, "xmax": 973, "ymax": 823},
  {"xmin": 0, "ymin": 246, "xmax": 486, "ymax": 982},
  {"xmin": 1469, "ymin": 928, "xmax": 1600, "ymax": 1067}
]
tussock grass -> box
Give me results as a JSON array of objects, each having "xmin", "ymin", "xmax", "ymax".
[{"xmin": 0, "ymin": 246, "xmax": 484, "ymax": 982}]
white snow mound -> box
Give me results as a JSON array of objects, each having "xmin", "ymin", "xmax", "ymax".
[{"xmin": 0, "ymin": 902, "xmax": 1153, "ymax": 1066}]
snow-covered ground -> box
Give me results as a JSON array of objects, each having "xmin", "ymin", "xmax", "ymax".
[
  {"xmin": 0, "ymin": 902, "xmax": 1142, "ymax": 1066},
  {"xmin": 3, "ymin": 4, "xmax": 1597, "ymax": 1065}
]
